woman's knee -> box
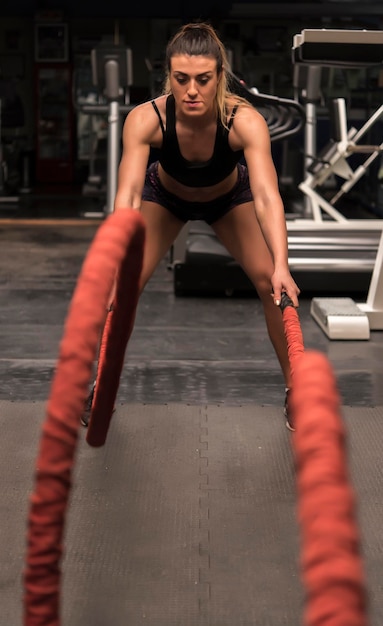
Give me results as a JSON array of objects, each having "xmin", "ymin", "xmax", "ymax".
[{"xmin": 250, "ymin": 272, "xmax": 272, "ymax": 300}]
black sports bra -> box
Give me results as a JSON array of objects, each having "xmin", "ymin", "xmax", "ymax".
[{"xmin": 151, "ymin": 94, "xmax": 243, "ymax": 187}]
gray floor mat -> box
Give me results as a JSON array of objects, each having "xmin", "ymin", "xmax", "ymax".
[{"xmin": 1, "ymin": 401, "xmax": 382, "ymax": 625}]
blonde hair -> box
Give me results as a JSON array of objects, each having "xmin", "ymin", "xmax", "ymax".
[{"xmin": 163, "ymin": 22, "xmax": 250, "ymax": 129}]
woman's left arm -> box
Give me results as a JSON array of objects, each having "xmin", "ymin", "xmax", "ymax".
[{"xmin": 233, "ymin": 106, "xmax": 300, "ymax": 306}]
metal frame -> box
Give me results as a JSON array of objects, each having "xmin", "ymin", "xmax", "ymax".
[
  {"xmin": 88, "ymin": 46, "xmax": 134, "ymax": 215},
  {"xmin": 298, "ymin": 99, "xmax": 383, "ymax": 225},
  {"xmin": 292, "ymin": 28, "xmax": 383, "ymax": 337}
]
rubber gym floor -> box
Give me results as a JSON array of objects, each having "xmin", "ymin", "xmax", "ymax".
[{"xmin": 0, "ymin": 204, "xmax": 382, "ymax": 625}]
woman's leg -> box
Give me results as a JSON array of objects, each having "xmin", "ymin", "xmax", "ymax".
[
  {"xmin": 138, "ymin": 201, "xmax": 186, "ymax": 291},
  {"xmin": 112, "ymin": 201, "xmax": 184, "ymax": 355},
  {"xmin": 210, "ymin": 202, "xmax": 292, "ymax": 389},
  {"xmin": 106, "ymin": 202, "xmax": 185, "ymax": 304}
]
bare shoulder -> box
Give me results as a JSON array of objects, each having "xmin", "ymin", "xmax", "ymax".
[
  {"xmin": 233, "ymin": 100, "xmax": 268, "ymax": 127},
  {"xmin": 123, "ymin": 95, "xmax": 167, "ymax": 145},
  {"xmin": 229, "ymin": 99, "xmax": 270, "ymax": 149}
]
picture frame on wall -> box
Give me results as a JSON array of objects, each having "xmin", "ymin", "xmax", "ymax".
[{"xmin": 35, "ymin": 23, "xmax": 69, "ymax": 63}]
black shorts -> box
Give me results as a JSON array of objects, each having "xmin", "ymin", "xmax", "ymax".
[{"xmin": 142, "ymin": 162, "xmax": 253, "ymax": 225}]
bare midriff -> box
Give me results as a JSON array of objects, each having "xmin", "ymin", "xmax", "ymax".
[{"xmin": 158, "ymin": 164, "xmax": 238, "ymax": 202}]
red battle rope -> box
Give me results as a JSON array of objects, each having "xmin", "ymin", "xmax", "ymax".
[
  {"xmin": 24, "ymin": 209, "xmax": 145, "ymax": 626},
  {"xmin": 279, "ymin": 293, "xmax": 368, "ymax": 626},
  {"xmin": 86, "ymin": 219, "xmax": 143, "ymax": 446}
]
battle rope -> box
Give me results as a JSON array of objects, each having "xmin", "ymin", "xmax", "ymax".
[
  {"xmin": 86, "ymin": 221, "xmax": 142, "ymax": 447},
  {"xmin": 23, "ymin": 210, "xmax": 145, "ymax": 626},
  {"xmin": 279, "ymin": 293, "xmax": 368, "ymax": 626}
]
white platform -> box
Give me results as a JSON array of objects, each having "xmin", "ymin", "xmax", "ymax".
[
  {"xmin": 311, "ymin": 297, "xmax": 370, "ymax": 340},
  {"xmin": 311, "ymin": 226, "xmax": 383, "ymax": 339}
]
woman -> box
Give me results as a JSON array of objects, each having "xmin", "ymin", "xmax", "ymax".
[{"xmin": 108, "ymin": 22, "xmax": 299, "ymax": 429}]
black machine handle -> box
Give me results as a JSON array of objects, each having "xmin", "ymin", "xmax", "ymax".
[{"xmin": 228, "ymin": 71, "xmax": 306, "ymax": 142}]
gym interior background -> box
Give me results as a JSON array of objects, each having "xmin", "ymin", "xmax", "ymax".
[
  {"xmin": 1, "ymin": 0, "xmax": 383, "ymax": 218},
  {"xmin": 1, "ymin": 3, "xmax": 383, "ymax": 624}
]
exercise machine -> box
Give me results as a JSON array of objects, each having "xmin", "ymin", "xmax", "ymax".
[
  {"xmin": 300, "ymin": 97, "xmax": 383, "ymax": 222},
  {"xmin": 293, "ymin": 29, "xmax": 383, "ymax": 224},
  {"xmin": 292, "ymin": 28, "xmax": 383, "ymax": 339},
  {"xmin": 81, "ymin": 45, "xmax": 134, "ymax": 216}
]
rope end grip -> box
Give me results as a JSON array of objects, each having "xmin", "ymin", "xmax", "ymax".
[{"xmin": 279, "ymin": 292, "xmax": 295, "ymax": 311}]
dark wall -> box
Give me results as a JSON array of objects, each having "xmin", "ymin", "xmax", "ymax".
[
  {"xmin": 2, "ymin": 0, "xmax": 232, "ymax": 19},
  {"xmin": 3, "ymin": 0, "xmax": 383, "ymax": 19}
]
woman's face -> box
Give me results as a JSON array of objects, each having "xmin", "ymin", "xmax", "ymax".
[{"xmin": 169, "ymin": 54, "xmax": 220, "ymax": 118}]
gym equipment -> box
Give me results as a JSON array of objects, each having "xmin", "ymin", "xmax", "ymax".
[
  {"xmin": 280, "ymin": 292, "xmax": 368, "ymax": 620},
  {"xmin": 292, "ymin": 28, "xmax": 383, "ymax": 67},
  {"xmin": 87, "ymin": 45, "xmax": 134, "ymax": 215},
  {"xmin": 310, "ymin": 297, "xmax": 370, "ymax": 340},
  {"xmin": 292, "ymin": 29, "xmax": 383, "ymax": 224},
  {"xmin": 298, "ymin": 90, "xmax": 383, "ymax": 224},
  {"xmin": 22, "ymin": 225, "xmax": 369, "ymax": 623},
  {"xmin": 310, "ymin": 226, "xmax": 383, "ymax": 339},
  {"xmin": 79, "ymin": 100, "xmax": 133, "ymax": 213},
  {"xmin": 293, "ymin": 63, "xmax": 322, "ymax": 216},
  {"xmin": 173, "ymin": 219, "xmax": 378, "ymax": 296},
  {"xmin": 292, "ymin": 29, "xmax": 383, "ymax": 338},
  {"xmin": 228, "ymin": 71, "xmax": 306, "ymax": 143}
]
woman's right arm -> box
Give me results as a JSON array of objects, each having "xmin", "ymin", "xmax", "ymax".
[{"xmin": 114, "ymin": 102, "xmax": 158, "ymax": 211}]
